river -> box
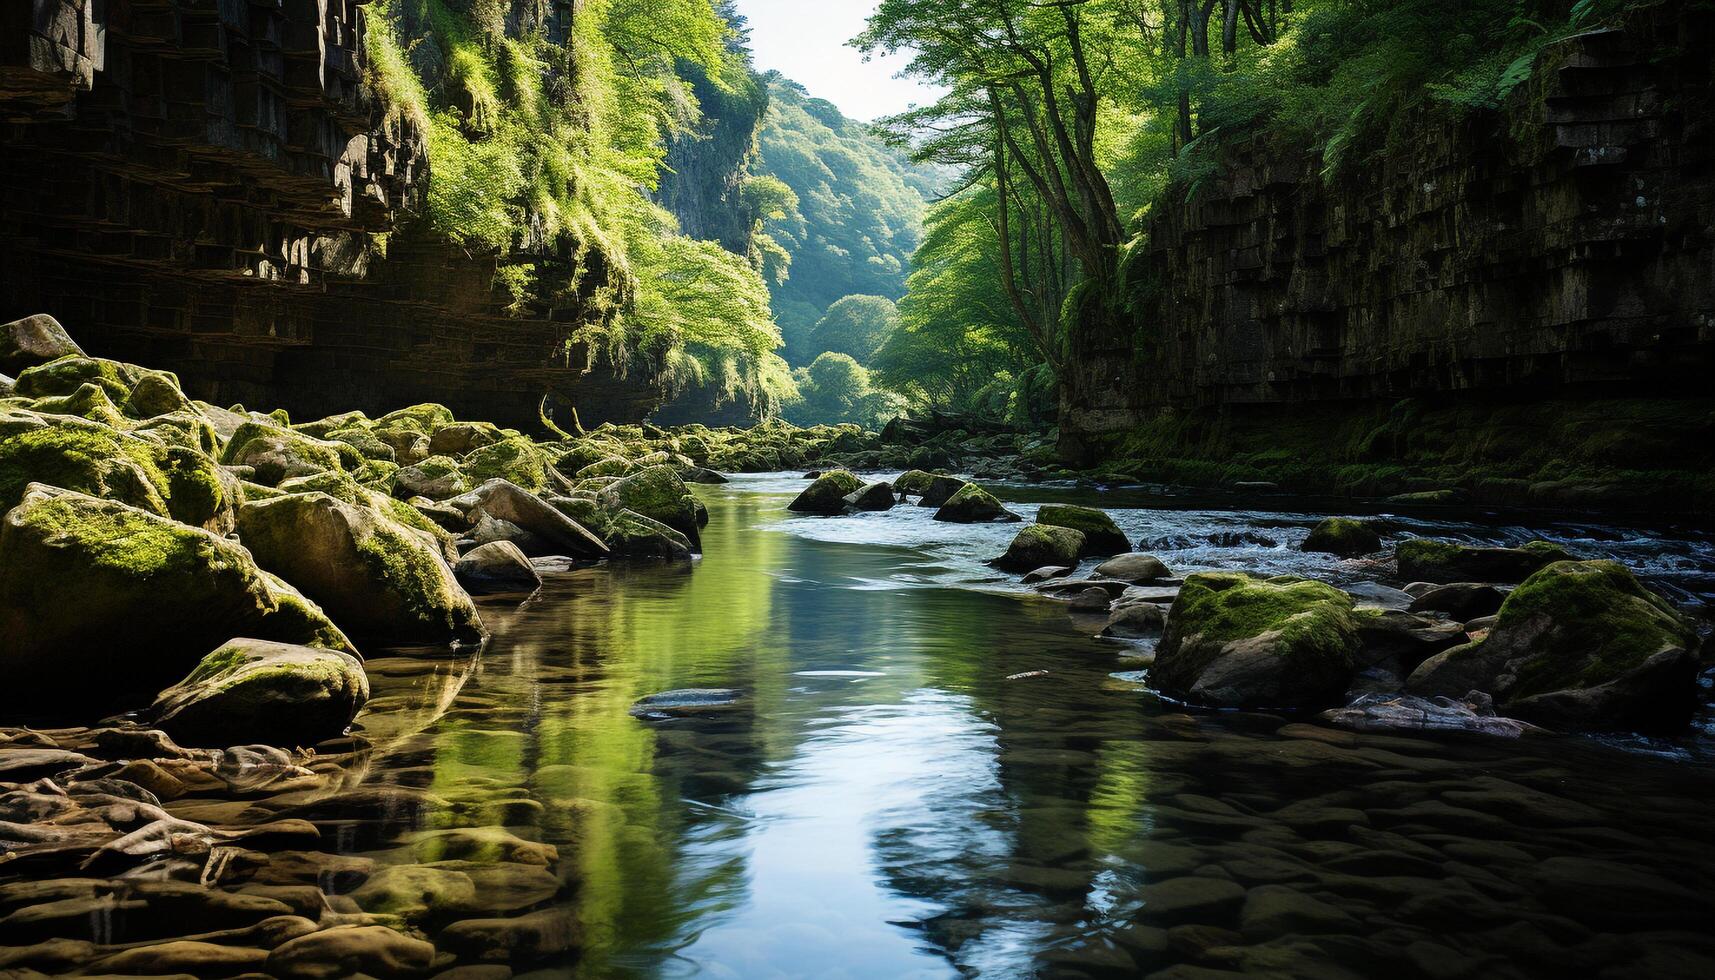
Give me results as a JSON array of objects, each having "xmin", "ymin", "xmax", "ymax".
[{"xmin": 327, "ymin": 474, "xmax": 1715, "ymax": 978}]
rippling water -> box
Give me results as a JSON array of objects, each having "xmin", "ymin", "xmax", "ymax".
[{"xmin": 349, "ymin": 475, "xmax": 1715, "ymax": 977}]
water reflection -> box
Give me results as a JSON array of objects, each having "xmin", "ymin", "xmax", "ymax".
[{"xmin": 349, "ymin": 477, "xmax": 1715, "ymax": 978}]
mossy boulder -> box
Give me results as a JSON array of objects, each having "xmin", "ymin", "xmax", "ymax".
[
  {"xmin": 463, "ymin": 436, "xmax": 550, "ymax": 491},
  {"xmin": 1094, "ymin": 553, "xmax": 1173, "ymax": 583},
  {"xmin": 327, "ymin": 427, "xmax": 396, "ymax": 463},
  {"xmin": 237, "ymin": 492, "xmax": 484, "ymax": 646},
  {"xmin": 788, "ymin": 470, "xmax": 864, "ymax": 514},
  {"xmin": 893, "ymin": 469, "xmax": 937, "ymax": 496},
  {"xmin": 1396, "ymin": 538, "xmax": 1575, "ymax": 584},
  {"xmin": 394, "ymin": 455, "xmax": 470, "ymax": 500},
  {"xmin": 1302, "ymin": 517, "xmax": 1382, "ymax": 557},
  {"xmin": 1153, "ymin": 572, "xmax": 1361, "ymax": 710},
  {"xmin": 122, "ymin": 371, "xmax": 191, "ymax": 419},
  {"xmin": 597, "ymin": 465, "xmax": 701, "ymax": 548},
  {"xmin": 992, "ymin": 524, "xmax": 1087, "ymax": 572},
  {"xmin": 919, "ymin": 475, "xmax": 969, "ymax": 508},
  {"xmin": 292, "ymin": 411, "xmax": 370, "ymax": 439},
  {"xmin": 428, "ymin": 421, "xmax": 507, "ymax": 457},
  {"xmin": 1407, "ymin": 560, "xmax": 1699, "ymax": 731},
  {"xmin": 577, "ymin": 456, "xmax": 635, "ymax": 479},
  {"xmin": 374, "ymin": 426, "xmax": 431, "ymax": 465},
  {"xmin": 152, "ymin": 638, "xmax": 369, "ymax": 748},
  {"xmin": 12, "ymin": 354, "xmax": 141, "ymax": 400},
  {"xmin": 135, "ymin": 410, "xmax": 222, "ymax": 456},
  {"xmin": 1035, "ymin": 504, "xmax": 1128, "ymax": 556},
  {"xmin": 843, "ymin": 481, "xmax": 896, "ymax": 511},
  {"xmin": 222, "ymin": 421, "xmax": 359, "ymax": 485},
  {"xmin": 1, "ymin": 314, "xmax": 84, "ymax": 374},
  {"xmin": 933, "ymin": 484, "xmax": 1020, "ymax": 523},
  {"xmin": 606, "ymin": 509, "xmax": 694, "ymax": 560},
  {"xmin": 376, "ymin": 403, "xmax": 456, "ymax": 433},
  {"xmin": 30, "ymin": 381, "xmax": 130, "ymax": 427},
  {"xmin": 0, "ymin": 485, "xmax": 353, "ymax": 703}
]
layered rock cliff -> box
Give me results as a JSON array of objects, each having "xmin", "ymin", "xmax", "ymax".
[
  {"xmin": 0, "ymin": 0, "xmax": 658, "ymax": 428},
  {"xmin": 1063, "ymin": 6, "xmax": 1714, "ymax": 464}
]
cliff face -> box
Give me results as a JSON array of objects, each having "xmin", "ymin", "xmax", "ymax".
[
  {"xmin": 1062, "ymin": 6, "xmax": 1715, "ymax": 452},
  {"xmin": 654, "ymin": 62, "xmax": 767, "ymax": 258},
  {"xmin": 0, "ymin": 0, "xmax": 659, "ymax": 428}
]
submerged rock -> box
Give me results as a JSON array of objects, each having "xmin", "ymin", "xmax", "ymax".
[
  {"xmin": 788, "ymin": 469, "xmax": 864, "ymax": 514},
  {"xmin": 152, "ymin": 638, "xmax": 369, "ymax": 748},
  {"xmin": 1302, "ymin": 517, "xmax": 1382, "ymax": 557},
  {"xmin": 1407, "ymin": 560, "xmax": 1699, "ymax": 731},
  {"xmin": 264, "ymin": 925, "xmax": 437, "ymax": 979},
  {"xmin": 1395, "ymin": 538, "xmax": 1575, "ymax": 584},
  {"xmin": 455, "ymin": 541, "xmax": 543, "ymax": 595},
  {"xmin": 629, "ymin": 689, "xmax": 745, "ymax": 719},
  {"xmin": 1035, "ymin": 504, "xmax": 1128, "ymax": 556},
  {"xmin": 1021, "ymin": 565, "xmax": 1073, "ymax": 583},
  {"xmin": 1152, "ymin": 572, "xmax": 1360, "ymax": 710},
  {"xmin": 0, "ymin": 485, "xmax": 352, "ymax": 702},
  {"xmin": 933, "ymin": 483, "xmax": 1020, "ymax": 523},
  {"xmin": 238, "ymin": 491, "xmax": 484, "ymax": 645},
  {"xmin": 1321, "ymin": 693, "xmax": 1545, "ymax": 739},
  {"xmin": 992, "ymin": 524, "xmax": 1086, "ymax": 572}
]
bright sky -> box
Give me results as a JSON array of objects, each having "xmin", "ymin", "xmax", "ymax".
[{"xmin": 733, "ymin": 0, "xmax": 945, "ymax": 121}]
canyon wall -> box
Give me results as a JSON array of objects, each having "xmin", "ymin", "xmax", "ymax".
[
  {"xmin": 1061, "ymin": 5, "xmax": 1714, "ymax": 454},
  {"xmin": 0, "ymin": 0, "xmax": 659, "ymax": 428}
]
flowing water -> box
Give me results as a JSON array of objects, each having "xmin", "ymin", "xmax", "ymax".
[{"xmin": 338, "ymin": 476, "xmax": 1715, "ymax": 978}]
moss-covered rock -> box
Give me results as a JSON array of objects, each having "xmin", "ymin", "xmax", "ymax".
[
  {"xmin": 292, "ymin": 410, "xmax": 370, "ymax": 439},
  {"xmin": 394, "ymin": 455, "xmax": 470, "ymax": 500},
  {"xmin": 12, "ymin": 354, "xmax": 141, "ymax": 401},
  {"xmin": 376, "ymin": 403, "xmax": 456, "ymax": 433},
  {"xmin": 464, "ymin": 436, "xmax": 550, "ymax": 491},
  {"xmin": 374, "ymin": 426, "xmax": 431, "ymax": 465},
  {"xmin": 1, "ymin": 314, "xmax": 84, "ymax": 374},
  {"xmin": 1302, "ymin": 517, "xmax": 1382, "ymax": 557},
  {"xmin": 237, "ymin": 492, "xmax": 483, "ymax": 645},
  {"xmin": 135, "ymin": 410, "xmax": 222, "ymax": 456},
  {"xmin": 1153, "ymin": 572, "xmax": 1360, "ymax": 710},
  {"xmin": 1035, "ymin": 504, "xmax": 1128, "ymax": 556},
  {"xmin": 222, "ymin": 421, "xmax": 358, "ymax": 485},
  {"xmin": 454, "ymin": 541, "xmax": 543, "ymax": 595},
  {"xmin": 122, "ymin": 371, "xmax": 191, "ymax": 419},
  {"xmin": 992, "ymin": 524, "xmax": 1087, "ymax": 572},
  {"xmin": 152, "ymin": 638, "xmax": 369, "ymax": 748},
  {"xmin": 30, "ymin": 381, "xmax": 130, "ymax": 427},
  {"xmin": 1407, "ymin": 560, "xmax": 1699, "ymax": 731},
  {"xmin": 933, "ymin": 483, "xmax": 1020, "ymax": 523},
  {"xmin": 788, "ymin": 470, "xmax": 864, "ymax": 515},
  {"xmin": 0, "ymin": 485, "xmax": 352, "ymax": 704},
  {"xmin": 1396, "ymin": 538, "xmax": 1575, "ymax": 584},
  {"xmin": 597, "ymin": 465, "xmax": 700, "ymax": 548},
  {"xmin": 893, "ymin": 469, "xmax": 937, "ymax": 496},
  {"xmin": 606, "ymin": 509, "xmax": 694, "ymax": 560},
  {"xmin": 449, "ymin": 480, "xmax": 608, "ymax": 558},
  {"xmin": 429, "ymin": 421, "xmax": 508, "ymax": 457},
  {"xmin": 919, "ymin": 475, "xmax": 969, "ymax": 508},
  {"xmin": 0, "ymin": 409, "xmax": 192, "ymax": 519},
  {"xmin": 843, "ymin": 481, "xmax": 896, "ymax": 511},
  {"xmin": 577, "ymin": 456, "xmax": 635, "ymax": 479},
  {"xmin": 328, "ymin": 426, "xmax": 397, "ymax": 463}
]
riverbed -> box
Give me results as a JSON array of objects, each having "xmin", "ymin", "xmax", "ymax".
[{"xmin": 7, "ymin": 475, "xmax": 1715, "ymax": 978}]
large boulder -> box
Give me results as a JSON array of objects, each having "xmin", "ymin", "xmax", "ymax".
[
  {"xmin": 1302, "ymin": 518, "xmax": 1382, "ymax": 557},
  {"xmin": 1396, "ymin": 539, "xmax": 1575, "ymax": 584},
  {"xmin": 932, "ymin": 484, "xmax": 1020, "ymax": 523},
  {"xmin": 238, "ymin": 492, "xmax": 484, "ymax": 645},
  {"xmin": 222, "ymin": 421, "xmax": 358, "ymax": 486},
  {"xmin": 12, "ymin": 354, "xmax": 142, "ymax": 400},
  {"xmin": 1, "ymin": 314, "xmax": 84, "ymax": 374},
  {"xmin": 1035, "ymin": 504, "xmax": 1128, "ymax": 556},
  {"xmin": 152, "ymin": 638, "xmax": 369, "ymax": 748},
  {"xmin": 788, "ymin": 470, "xmax": 863, "ymax": 515},
  {"xmin": 918, "ymin": 475, "xmax": 968, "ymax": 508},
  {"xmin": 606, "ymin": 509, "xmax": 695, "ymax": 560},
  {"xmin": 0, "ymin": 486, "xmax": 353, "ymax": 702},
  {"xmin": 1407, "ymin": 561, "xmax": 1699, "ymax": 731},
  {"xmin": 1094, "ymin": 553, "xmax": 1172, "ymax": 583},
  {"xmin": 392, "ymin": 455, "xmax": 470, "ymax": 500},
  {"xmin": 597, "ymin": 465, "xmax": 701, "ymax": 548},
  {"xmin": 428, "ymin": 421, "xmax": 506, "ymax": 457},
  {"xmin": 893, "ymin": 469, "xmax": 937, "ymax": 497},
  {"xmin": 454, "ymin": 541, "xmax": 543, "ymax": 595},
  {"xmin": 1152, "ymin": 572, "xmax": 1360, "ymax": 710},
  {"xmin": 992, "ymin": 524, "xmax": 1086, "ymax": 572},
  {"xmin": 843, "ymin": 481, "xmax": 896, "ymax": 512},
  {"xmin": 463, "ymin": 436, "xmax": 550, "ymax": 491},
  {"xmin": 446, "ymin": 479, "xmax": 607, "ymax": 558}
]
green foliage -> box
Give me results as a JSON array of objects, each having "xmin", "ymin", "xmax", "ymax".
[
  {"xmin": 782, "ymin": 352, "xmax": 904, "ymax": 429},
  {"xmin": 752, "ymin": 75, "xmax": 941, "ymax": 362},
  {"xmin": 807, "ymin": 295, "xmax": 899, "ymax": 363}
]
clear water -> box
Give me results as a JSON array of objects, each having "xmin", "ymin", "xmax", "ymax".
[{"xmin": 346, "ymin": 475, "xmax": 1715, "ymax": 978}]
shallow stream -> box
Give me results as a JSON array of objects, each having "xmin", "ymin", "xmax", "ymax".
[{"xmin": 337, "ymin": 475, "xmax": 1715, "ymax": 977}]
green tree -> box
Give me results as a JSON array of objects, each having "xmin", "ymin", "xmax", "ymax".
[
  {"xmin": 784, "ymin": 352, "xmax": 905, "ymax": 428},
  {"xmin": 805, "ymin": 295, "xmax": 899, "ymax": 364}
]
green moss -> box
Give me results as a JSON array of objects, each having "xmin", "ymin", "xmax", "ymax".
[
  {"xmin": 161, "ymin": 446, "xmax": 227, "ymax": 529},
  {"xmin": 894, "ymin": 469, "xmax": 936, "ymax": 495},
  {"xmin": 1166, "ymin": 572, "xmax": 1358, "ymax": 681},
  {"xmin": 354, "ymin": 519, "xmax": 461, "ymax": 629},
  {"xmin": 31, "ymin": 383, "xmax": 130, "ymax": 427},
  {"xmin": 294, "ymin": 411, "xmax": 371, "ymax": 439},
  {"xmin": 329, "ymin": 427, "xmax": 397, "ymax": 462},
  {"xmin": 13, "ymin": 355, "xmax": 136, "ymax": 400},
  {"xmin": 1500, "ymin": 560, "xmax": 1691, "ymax": 695},
  {"xmin": 464, "ymin": 436, "xmax": 548, "ymax": 490},
  {"xmin": 0, "ymin": 419, "xmax": 172, "ymax": 514},
  {"xmin": 1303, "ymin": 517, "xmax": 1382, "ymax": 556},
  {"xmin": 1396, "ymin": 538, "xmax": 1460, "ymax": 566},
  {"xmin": 577, "ymin": 456, "xmax": 635, "ymax": 479},
  {"xmin": 15, "ymin": 494, "xmax": 214, "ymax": 578},
  {"xmin": 377, "ymin": 403, "xmax": 456, "ymax": 433},
  {"xmin": 1035, "ymin": 503, "xmax": 1127, "ymax": 554}
]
